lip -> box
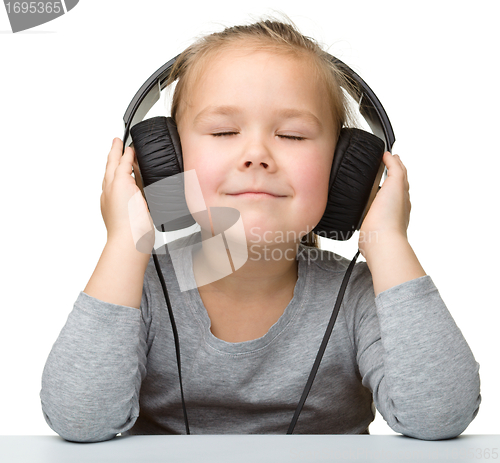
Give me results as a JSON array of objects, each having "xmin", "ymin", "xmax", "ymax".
[{"xmin": 227, "ymin": 191, "xmax": 286, "ymax": 198}]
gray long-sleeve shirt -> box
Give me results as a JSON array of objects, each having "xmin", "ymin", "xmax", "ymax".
[{"xmin": 40, "ymin": 232, "xmax": 481, "ymax": 442}]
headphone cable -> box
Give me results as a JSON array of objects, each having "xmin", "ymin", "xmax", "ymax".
[
  {"xmin": 152, "ymin": 244, "xmax": 360, "ymax": 436},
  {"xmin": 152, "ymin": 246, "xmax": 190, "ymax": 435},
  {"xmin": 287, "ymin": 249, "xmax": 361, "ymax": 434}
]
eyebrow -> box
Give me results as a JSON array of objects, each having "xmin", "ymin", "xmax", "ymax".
[
  {"xmin": 193, "ymin": 105, "xmax": 240, "ymax": 125},
  {"xmin": 193, "ymin": 105, "xmax": 322, "ymax": 130}
]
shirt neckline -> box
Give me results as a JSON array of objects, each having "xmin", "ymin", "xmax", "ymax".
[{"xmin": 180, "ymin": 232, "xmax": 310, "ymax": 354}]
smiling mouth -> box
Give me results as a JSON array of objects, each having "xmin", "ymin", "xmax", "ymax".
[{"xmin": 227, "ymin": 192, "xmax": 286, "ymax": 198}]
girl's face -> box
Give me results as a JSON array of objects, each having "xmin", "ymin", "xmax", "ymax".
[{"xmin": 177, "ymin": 47, "xmax": 337, "ymax": 248}]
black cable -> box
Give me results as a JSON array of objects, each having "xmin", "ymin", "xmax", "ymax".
[
  {"xmin": 287, "ymin": 249, "xmax": 361, "ymax": 434},
  {"xmin": 152, "ymin": 243, "xmax": 360, "ymax": 436},
  {"xmin": 152, "ymin": 243, "xmax": 190, "ymax": 435},
  {"xmin": 126, "ymin": 135, "xmax": 190, "ymax": 434}
]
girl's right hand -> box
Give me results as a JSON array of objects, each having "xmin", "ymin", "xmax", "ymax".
[{"xmin": 100, "ymin": 138, "xmax": 155, "ymax": 254}]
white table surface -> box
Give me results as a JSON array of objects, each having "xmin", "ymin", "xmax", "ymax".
[{"xmin": 1, "ymin": 435, "xmax": 499, "ymax": 463}]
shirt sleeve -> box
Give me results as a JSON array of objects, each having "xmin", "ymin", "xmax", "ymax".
[
  {"xmin": 346, "ymin": 263, "xmax": 481, "ymax": 440},
  {"xmin": 39, "ymin": 277, "xmax": 152, "ymax": 443}
]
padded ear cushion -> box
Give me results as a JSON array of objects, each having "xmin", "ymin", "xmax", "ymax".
[
  {"xmin": 313, "ymin": 128, "xmax": 385, "ymax": 241},
  {"xmin": 130, "ymin": 115, "xmax": 195, "ymax": 232},
  {"xmin": 166, "ymin": 117, "xmax": 184, "ymax": 172},
  {"xmin": 130, "ymin": 116, "xmax": 184, "ymax": 187}
]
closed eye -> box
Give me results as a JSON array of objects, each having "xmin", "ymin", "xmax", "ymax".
[
  {"xmin": 210, "ymin": 132, "xmax": 305, "ymax": 141},
  {"xmin": 278, "ymin": 134, "xmax": 305, "ymax": 141},
  {"xmin": 211, "ymin": 132, "xmax": 239, "ymax": 137}
]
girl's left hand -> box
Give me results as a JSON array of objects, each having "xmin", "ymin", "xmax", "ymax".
[{"xmin": 358, "ymin": 152, "xmax": 411, "ymax": 254}]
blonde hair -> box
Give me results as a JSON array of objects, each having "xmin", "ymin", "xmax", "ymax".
[{"xmin": 165, "ymin": 16, "xmax": 357, "ymax": 249}]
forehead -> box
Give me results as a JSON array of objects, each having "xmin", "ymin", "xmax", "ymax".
[
  {"xmin": 179, "ymin": 45, "xmax": 331, "ymax": 122},
  {"xmin": 195, "ymin": 46, "xmax": 320, "ymax": 90}
]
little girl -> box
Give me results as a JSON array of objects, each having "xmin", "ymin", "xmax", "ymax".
[{"xmin": 40, "ymin": 18, "xmax": 481, "ymax": 442}]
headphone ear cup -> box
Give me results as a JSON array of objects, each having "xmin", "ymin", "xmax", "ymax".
[
  {"xmin": 313, "ymin": 128, "xmax": 385, "ymax": 241},
  {"xmin": 130, "ymin": 115, "xmax": 184, "ymax": 183},
  {"xmin": 130, "ymin": 115, "xmax": 196, "ymax": 232}
]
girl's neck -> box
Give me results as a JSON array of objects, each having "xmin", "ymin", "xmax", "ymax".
[{"xmin": 192, "ymin": 231, "xmax": 300, "ymax": 305}]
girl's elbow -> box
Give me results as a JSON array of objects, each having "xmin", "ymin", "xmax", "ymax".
[
  {"xmin": 395, "ymin": 395, "xmax": 481, "ymax": 441},
  {"xmin": 41, "ymin": 399, "xmax": 139, "ymax": 444},
  {"xmin": 42, "ymin": 409, "xmax": 119, "ymax": 443},
  {"xmin": 400, "ymin": 419, "xmax": 475, "ymax": 441},
  {"xmin": 58, "ymin": 428, "xmax": 118, "ymax": 444}
]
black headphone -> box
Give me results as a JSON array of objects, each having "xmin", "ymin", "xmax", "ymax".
[{"xmin": 121, "ymin": 53, "xmax": 395, "ymax": 435}]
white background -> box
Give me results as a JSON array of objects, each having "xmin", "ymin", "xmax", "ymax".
[{"xmin": 0, "ymin": 0, "xmax": 498, "ymax": 436}]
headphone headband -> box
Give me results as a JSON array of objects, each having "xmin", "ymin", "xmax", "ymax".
[{"xmin": 122, "ymin": 53, "xmax": 395, "ymax": 152}]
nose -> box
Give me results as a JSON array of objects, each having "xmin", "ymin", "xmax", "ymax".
[{"xmin": 239, "ymin": 133, "xmax": 276, "ymax": 172}]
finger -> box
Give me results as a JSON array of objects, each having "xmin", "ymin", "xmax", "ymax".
[
  {"xmin": 104, "ymin": 138, "xmax": 125, "ymax": 186},
  {"xmin": 397, "ymin": 155, "xmax": 409, "ymax": 184},
  {"xmin": 131, "ymin": 151, "xmax": 139, "ymax": 175},
  {"xmin": 393, "ymin": 154, "xmax": 408, "ymax": 178},
  {"xmin": 384, "ymin": 152, "xmax": 408, "ymax": 182},
  {"xmin": 382, "ymin": 152, "xmax": 401, "ymax": 173},
  {"xmin": 114, "ymin": 146, "xmax": 135, "ymax": 179}
]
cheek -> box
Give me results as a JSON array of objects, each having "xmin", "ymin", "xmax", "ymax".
[
  {"xmin": 182, "ymin": 141, "xmax": 225, "ymax": 210},
  {"xmin": 292, "ymin": 161, "xmax": 331, "ymax": 215}
]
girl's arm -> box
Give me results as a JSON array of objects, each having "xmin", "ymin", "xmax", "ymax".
[
  {"xmin": 358, "ymin": 152, "xmax": 426, "ymax": 297},
  {"xmin": 346, "ymin": 265, "xmax": 481, "ymax": 440},
  {"xmin": 84, "ymin": 236, "xmax": 151, "ymax": 309},
  {"xmin": 50, "ymin": 210, "xmax": 153, "ymax": 440},
  {"xmin": 351, "ymin": 153, "xmax": 481, "ymax": 439},
  {"xmin": 39, "ymin": 244, "xmax": 152, "ymax": 442},
  {"xmin": 40, "ymin": 139, "xmax": 154, "ymax": 442},
  {"xmin": 83, "ymin": 137, "xmax": 154, "ymax": 309},
  {"xmin": 363, "ymin": 233, "xmax": 426, "ymax": 297},
  {"xmin": 40, "ymin": 297, "xmax": 148, "ymax": 442}
]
